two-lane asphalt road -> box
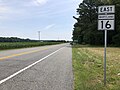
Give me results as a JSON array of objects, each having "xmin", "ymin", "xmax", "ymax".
[{"xmin": 0, "ymin": 44, "xmax": 73, "ymax": 90}]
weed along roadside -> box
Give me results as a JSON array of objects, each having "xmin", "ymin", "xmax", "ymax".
[{"xmin": 72, "ymin": 45, "xmax": 120, "ymax": 90}]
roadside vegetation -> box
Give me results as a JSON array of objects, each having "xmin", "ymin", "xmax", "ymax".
[
  {"xmin": 72, "ymin": 45, "xmax": 120, "ymax": 90},
  {"xmin": 72, "ymin": 0, "xmax": 120, "ymax": 89},
  {"xmin": 73, "ymin": 0, "xmax": 120, "ymax": 46},
  {"xmin": 0, "ymin": 42, "xmax": 62, "ymax": 50}
]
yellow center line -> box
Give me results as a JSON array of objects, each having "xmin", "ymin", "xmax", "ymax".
[{"xmin": 0, "ymin": 48, "xmax": 48, "ymax": 60}]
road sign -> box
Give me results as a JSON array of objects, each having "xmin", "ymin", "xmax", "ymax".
[
  {"xmin": 98, "ymin": 20, "xmax": 114, "ymax": 30},
  {"xmin": 98, "ymin": 5, "xmax": 115, "ymax": 30},
  {"xmin": 98, "ymin": 5, "xmax": 115, "ymax": 14},
  {"xmin": 98, "ymin": 14, "xmax": 115, "ymax": 20},
  {"xmin": 98, "ymin": 5, "xmax": 115, "ymax": 86}
]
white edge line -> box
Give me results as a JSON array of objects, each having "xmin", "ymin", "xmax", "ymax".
[{"xmin": 0, "ymin": 47, "xmax": 64, "ymax": 85}]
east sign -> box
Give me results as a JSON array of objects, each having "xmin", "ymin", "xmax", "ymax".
[
  {"xmin": 98, "ymin": 5, "xmax": 115, "ymax": 30},
  {"xmin": 98, "ymin": 5, "xmax": 115, "ymax": 14}
]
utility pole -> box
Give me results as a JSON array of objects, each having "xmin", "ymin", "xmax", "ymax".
[{"xmin": 38, "ymin": 31, "xmax": 40, "ymax": 41}]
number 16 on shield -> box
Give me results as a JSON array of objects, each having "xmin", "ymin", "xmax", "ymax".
[{"xmin": 98, "ymin": 20, "xmax": 114, "ymax": 30}]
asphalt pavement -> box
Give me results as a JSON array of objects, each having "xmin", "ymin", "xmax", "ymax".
[{"xmin": 0, "ymin": 43, "xmax": 73, "ymax": 90}]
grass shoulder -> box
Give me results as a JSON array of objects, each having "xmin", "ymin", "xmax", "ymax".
[{"xmin": 72, "ymin": 44, "xmax": 120, "ymax": 90}]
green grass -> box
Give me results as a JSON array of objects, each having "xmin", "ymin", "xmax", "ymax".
[
  {"xmin": 72, "ymin": 45, "xmax": 120, "ymax": 90},
  {"xmin": 0, "ymin": 42, "xmax": 62, "ymax": 50}
]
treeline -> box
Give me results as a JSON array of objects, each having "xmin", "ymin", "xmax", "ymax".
[
  {"xmin": 73, "ymin": 0, "xmax": 120, "ymax": 46},
  {"xmin": 0, "ymin": 37, "xmax": 33, "ymax": 42},
  {"xmin": 0, "ymin": 37, "xmax": 67, "ymax": 43}
]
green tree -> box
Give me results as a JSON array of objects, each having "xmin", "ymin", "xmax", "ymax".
[
  {"xmin": 73, "ymin": 0, "xmax": 120, "ymax": 46},
  {"xmin": 73, "ymin": 0, "xmax": 104, "ymax": 45}
]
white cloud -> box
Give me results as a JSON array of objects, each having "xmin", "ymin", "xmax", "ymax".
[
  {"xmin": 0, "ymin": 6, "xmax": 10, "ymax": 13},
  {"xmin": 72, "ymin": 0, "xmax": 82, "ymax": 2},
  {"xmin": 0, "ymin": 5, "xmax": 11, "ymax": 19},
  {"xmin": 0, "ymin": 6, "xmax": 26, "ymax": 20},
  {"xmin": 44, "ymin": 24, "xmax": 55, "ymax": 30},
  {"xmin": 33, "ymin": 0, "xmax": 47, "ymax": 6},
  {"xmin": 25, "ymin": 0, "xmax": 47, "ymax": 7},
  {"xmin": 0, "ymin": 0, "xmax": 48, "ymax": 17}
]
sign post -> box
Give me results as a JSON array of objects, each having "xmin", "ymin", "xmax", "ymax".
[
  {"xmin": 98, "ymin": 5, "xmax": 115, "ymax": 86},
  {"xmin": 104, "ymin": 29, "xmax": 107, "ymax": 85}
]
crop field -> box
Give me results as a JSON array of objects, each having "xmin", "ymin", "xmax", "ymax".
[
  {"xmin": 72, "ymin": 45, "xmax": 120, "ymax": 90},
  {"xmin": 0, "ymin": 42, "xmax": 62, "ymax": 50}
]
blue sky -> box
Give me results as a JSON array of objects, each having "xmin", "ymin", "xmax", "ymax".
[{"xmin": 0, "ymin": 0, "xmax": 82, "ymax": 40}]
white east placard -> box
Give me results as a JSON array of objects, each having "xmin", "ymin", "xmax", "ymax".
[
  {"xmin": 98, "ymin": 20, "xmax": 114, "ymax": 30},
  {"xmin": 98, "ymin": 5, "xmax": 115, "ymax": 14}
]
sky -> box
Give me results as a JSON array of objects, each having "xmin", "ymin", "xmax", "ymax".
[{"xmin": 0, "ymin": 0, "xmax": 82, "ymax": 41}]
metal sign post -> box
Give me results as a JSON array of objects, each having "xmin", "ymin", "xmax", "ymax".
[
  {"xmin": 98, "ymin": 5, "xmax": 115, "ymax": 86},
  {"xmin": 104, "ymin": 30, "xmax": 107, "ymax": 85}
]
